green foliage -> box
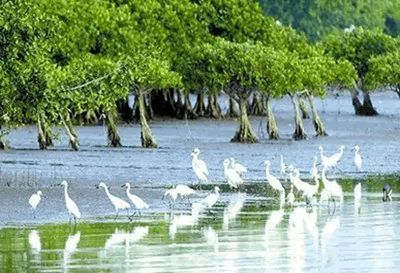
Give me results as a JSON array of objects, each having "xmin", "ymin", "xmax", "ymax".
[
  {"xmin": 366, "ymin": 50, "xmax": 400, "ymax": 92},
  {"xmin": 259, "ymin": 0, "xmax": 400, "ymax": 40},
  {"xmin": 322, "ymin": 28, "xmax": 396, "ymax": 86}
]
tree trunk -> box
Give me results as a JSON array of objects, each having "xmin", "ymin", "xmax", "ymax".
[
  {"xmin": 84, "ymin": 110, "xmax": 98, "ymax": 124},
  {"xmin": 106, "ymin": 109, "xmax": 122, "ymax": 147},
  {"xmin": 351, "ymin": 89, "xmax": 363, "ymax": 115},
  {"xmin": 308, "ymin": 94, "xmax": 328, "ymax": 137},
  {"xmin": 290, "ymin": 94, "xmax": 307, "ymax": 140},
  {"xmin": 231, "ymin": 96, "xmax": 258, "ymax": 143},
  {"xmin": 37, "ymin": 117, "xmax": 53, "ymax": 150},
  {"xmin": 206, "ymin": 94, "xmax": 222, "ymax": 119},
  {"xmin": 351, "ymin": 83, "xmax": 378, "ymax": 116},
  {"xmin": 0, "ymin": 127, "xmax": 8, "ymax": 150},
  {"xmin": 175, "ymin": 90, "xmax": 184, "ymax": 118},
  {"xmin": 132, "ymin": 95, "xmax": 140, "ymax": 121},
  {"xmin": 139, "ymin": 90, "xmax": 158, "ymax": 148},
  {"xmin": 192, "ymin": 93, "xmax": 206, "ymax": 117},
  {"xmin": 266, "ymin": 96, "xmax": 279, "ymax": 140},
  {"xmin": 183, "ymin": 92, "xmax": 195, "ymax": 120},
  {"xmin": 299, "ymin": 97, "xmax": 310, "ymax": 119},
  {"xmin": 146, "ymin": 93, "xmax": 154, "ymax": 120},
  {"xmin": 225, "ymin": 96, "xmax": 239, "ymax": 118},
  {"xmin": 61, "ymin": 113, "xmax": 79, "ymax": 151},
  {"xmin": 361, "ymin": 91, "xmax": 378, "ymax": 116},
  {"xmin": 250, "ymin": 92, "xmax": 265, "ymax": 116}
]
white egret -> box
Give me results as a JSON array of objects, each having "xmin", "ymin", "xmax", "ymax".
[
  {"xmin": 203, "ymin": 186, "xmax": 220, "ymax": 209},
  {"xmin": 319, "ymin": 145, "xmax": 345, "ymax": 169},
  {"xmin": 287, "ymin": 184, "xmax": 295, "ymax": 206},
  {"xmin": 321, "ymin": 168, "xmax": 343, "ymax": 211},
  {"xmin": 61, "ymin": 181, "xmax": 81, "ymax": 224},
  {"xmin": 230, "ymin": 158, "xmax": 247, "ymax": 176},
  {"xmin": 354, "ymin": 145, "xmax": 362, "ymax": 171},
  {"xmin": 29, "ymin": 190, "xmax": 42, "ymax": 218},
  {"xmin": 223, "ymin": 159, "xmax": 243, "ymax": 189},
  {"xmin": 175, "ymin": 184, "xmax": 196, "ymax": 199},
  {"xmin": 123, "ymin": 183, "xmax": 149, "ymax": 216},
  {"xmin": 98, "ymin": 182, "xmax": 130, "ymax": 220},
  {"xmin": 310, "ymin": 156, "xmax": 319, "ymax": 181},
  {"xmin": 344, "ymin": 24, "xmax": 356, "ymax": 33},
  {"xmin": 191, "ymin": 148, "xmax": 209, "ymax": 184},
  {"xmin": 164, "ymin": 188, "xmax": 178, "ymax": 200},
  {"xmin": 264, "ymin": 160, "xmax": 284, "ymax": 194},
  {"xmin": 289, "ymin": 169, "xmax": 318, "ymax": 205},
  {"xmin": 383, "ymin": 184, "xmax": 392, "ymax": 202}
]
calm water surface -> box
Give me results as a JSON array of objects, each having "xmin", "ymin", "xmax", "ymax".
[{"xmin": 1, "ymin": 181, "xmax": 399, "ymax": 273}]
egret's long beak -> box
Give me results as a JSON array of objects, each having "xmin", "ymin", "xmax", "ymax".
[{"xmin": 121, "ymin": 184, "xmax": 126, "ymax": 188}]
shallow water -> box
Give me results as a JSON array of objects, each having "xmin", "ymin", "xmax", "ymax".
[{"xmin": 1, "ymin": 181, "xmax": 399, "ymax": 273}]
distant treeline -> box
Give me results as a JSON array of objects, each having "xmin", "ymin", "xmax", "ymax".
[{"xmin": 0, "ymin": 0, "xmax": 399, "ymax": 150}]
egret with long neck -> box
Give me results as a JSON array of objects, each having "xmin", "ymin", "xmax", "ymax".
[
  {"xmin": 61, "ymin": 181, "xmax": 81, "ymax": 224},
  {"xmin": 98, "ymin": 182, "xmax": 130, "ymax": 220}
]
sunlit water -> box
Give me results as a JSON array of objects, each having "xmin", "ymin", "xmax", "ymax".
[{"xmin": 1, "ymin": 188, "xmax": 399, "ymax": 273}]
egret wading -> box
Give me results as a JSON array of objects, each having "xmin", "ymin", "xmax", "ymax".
[
  {"xmin": 230, "ymin": 158, "xmax": 247, "ymax": 176},
  {"xmin": 319, "ymin": 145, "xmax": 345, "ymax": 170},
  {"xmin": 382, "ymin": 184, "xmax": 392, "ymax": 202},
  {"xmin": 264, "ymin": 160, "xmax": 284, "ymax": 196},
  {"xmin": 321, "ymin": 167, "xmax": 343, "ymax": 212},
  {"xmin": 29, "ymin": 190, "xmax": 42, "ymax": 219},
  {"xmin": 289, "ymin": 169, "xmax": 318, "ymax": 205},
  {"xmin": 61, "ymin": 181, "xmax": 81, "ymax": 224},
  {"xmin": 191, "ymin": 148, "xmax": 209, "ymax": 187},
  {"xmin": 175, "ymin": 184, "xmax": 196, "ymax": 200},
  {"xmin": 203, "ymin": 186, "xmax": 220, "ymax": 211},
  {"xmin": 223, "ymin": 159, "xmax": 243, "ymax": 189},
  {"xmin": 353, "ymin": 145, "xmax": 362, "ymax": 172},
  {"xmin": 98, "ymin": 182, "xmax": 130, "ymax": 220},
  {"xmin": 123, "ymin": 183, "xmax": 148, "ymax": 217},
  {"xmin": 280, "ymin": 155, "xmax": 288, "ymax": 181}
]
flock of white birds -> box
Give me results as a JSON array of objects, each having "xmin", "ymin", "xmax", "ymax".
[{"xmin": 28, "ymin": 144, "xmax": 383, "ymax": 224}]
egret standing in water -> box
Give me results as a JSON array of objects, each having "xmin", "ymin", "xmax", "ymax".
[
  {"xmin": 29, "ymin": 190, "xmax": 42, "ymax": 219},
  {"xmin": 230, "ymin": 158, "xmax": 247, "ymax": 176},
  {"xmin": 61, "ymin": 181, "xmax": 81, "ymax": 224},
  {"xmin": 191, "ymin": 148, "xmax": 209, "ymax": 186},
  {"xmin": 321, "ymin": 168, "xmax": 343, "ymax": 212},
  {"xmin": 319, "ymin": 145, "xmax": 345, "ymax": 170},
  {"xmin": 123, "ymin": 183, "xmax": 149, "ymax": 217},
  {"xmin": 382, "ymin": 184, "xmax": 392, "ymax": 202},
  {"xmin": 223, "ymin": 159, "xmax": 243, "ymax": 189},
  {"xmin": 264, "ymin": 160, "xmax": 284, "ymax": 195},
  {"xmin": 203, "ymin": 186, "xmax": 220, "ymax": 209},
  {"xmin": 353, "ymin": 145, "xmax": 362, "ymax": 172},
  {"xmin": 98, "ymin": 182, "xmax": 130, "ymax": 220},
  {"xmin": 175, "ymin": 184, "xmax": 196, "ymax": 200}
]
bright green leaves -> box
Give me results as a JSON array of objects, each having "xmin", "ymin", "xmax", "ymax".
[
  {"xmin": 366, "ymin": 50, "xmax": 400, "ymax": 91},
  {"xmin": 322, "ymin": 28, "xmax": 396, "ymax": 81}
]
